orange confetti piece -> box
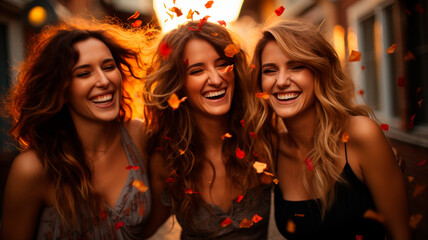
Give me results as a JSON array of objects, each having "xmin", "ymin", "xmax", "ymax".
[
  {"xmin": 255, "ymin": 92, "xmax": 269, "ymax": 99},
  {"xmin": 249, "ymin": 132, "xmax": 257, "ymax": 138},
  {"xmin": 236, "ymin": 194, "xmax": 244, "ymax": 203},
  {"xmin": 253, "ymin": 161, "xmax": 267, "ymax": 173},
  {"xmin": 275, "ymin": 6, "xmax": 285, "ymax": 16},
  {"xmin": 263, "ymin": 171, "xmax": 274, "ymax": 177},
  {"xmin": 188, "ymin": 16, "xmax": 210, "ymax": 31},
  {"xmin": 349, "ymin": 50, "xmax": 362, "ymax": 62},
  {"xmin": 132, "ymin": 180, "xmax": 148, "ymax": 192},
  {"xmin": 416, "ymin": 160, "xmax": 426, "ymax": 166},
  {"xmin": 409, "ymin": 214, "xmax": 423, "ymax": 229},
  {"xmin": 236, "ymin": 148, "xmax": 245, "ymax": 159},
  {"xmin": 418, "ymin": 99, "xmax": 423, "ymax": 108},
  {"xmin": 397, "ymin": 77, "xmax": 407, "ymax": 87},
  {"xmin": 252, "ymin": 214, "xmax": 263, "ymax": 223},
  {"xmin": 179, "ymin": 149, "xmax": 185, "ymax": 155},
  {"xmin": 221, "ymin": 132, "xmax": 232, "ymax": 140},
  {"xmin": 170, "ymin": 7, "xmax": 183, "ymax": 17},
  {"xmin": 404, "ymin": 51, "xmax": 415, "ymax": 61},
  {"xmin": 363, "ymin": 209, "xmax": 385, "ymax": 223},
  {"xmin": 187, "ymin": 9, "xmax": 194, "ymax": 20},
  {"xmin": 127, "ymin": 11, "xmax": 140, "ymax": 20},
  {"xmin": 115, "ymin": 221, "xmax": 124, "ymax": 230},
  {"xmin": 221, "ymin": 217, "xmax": 232, "ymax": 227},
  {"xmin": 132, "ymin": 20, "xmax": 142, "ymax": 28},
  {"xmin": 273, "ymin": 178, "xmax": 279, "ymax": 184},
  {"xmin": 251, "ymin": 64, "xmax": 256, "ymax": 69},
  {"xmin": 185, "ymin": 188, "xmax": 201, "ymax": 194},
  {"xmin": 138, "ymin": 204, "xmax": 145, "ymax": 216},
  {"xmin": 160, "ymin": 42, "xmax": 172, "ymax": 60},
  {"xmin": 413, "ymin": 183, "xmax": 426, "ymax": 197},
  {"xmin": 385, "ymin": 43, "xmax": 397, "ymax": 54},
  {"xmin": 305, "ymin": 157, "xmax": 313, "ymax": 171},
  {"xmin": 380, "ymin": 124, "xmax": 389, "ymax": 131},
  {"xmin": 224, "ymin": 44, "xmax": 240, "ymax": 58},
  {"xmin": 222, "ymin": 64, "xmax": 234, "ymax": 73},
  {"xmin": 205, "ymin": 0, "xmax": 214, "ymax": 8},
  {"xmin": 168, "ymin": 93, "xmax": 187, "ymax": 110},
  {"xmin": 341, "ymin": 132, "xmax": 350, "ymax": 143},
  {"xmin": 294, "ymin": 213, "xmax": 305, "ymax": 217},
  {"xmin": 166, "ymin": 12, "xmax": 174, "ymax": 20},
  {"xmin": 239, "ymin": 218, "xmax": 254, "ymax": 228},
  {"xmin": 218, "ymin": 20, "xmax": 226, "ymax": 27},
  {"xmin": 286, "ymin": 219, "xmax": 296, "ymax": 233},
  {"xmin": 126, "ymin": 165, "xmax": 140, "ymax": 170},
  {"xmin": 408, "ymin": 176, "xmax": 414, "ymax": 182},
  {"xmin": 211, "ymin": 33, "xmax": 218, "ymax": 37}
]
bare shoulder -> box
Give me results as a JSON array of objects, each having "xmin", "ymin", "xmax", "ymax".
[
  {"xmin": 10, "ymin": 150, "xmax": 45, "ymax": 182},
  {"xmin": 348, "ymin": 115, "xmax": 384, "ymax": 145},
  {"xmin": 123, "ymin": 118, "xmax": 147, "ymax": 159}
]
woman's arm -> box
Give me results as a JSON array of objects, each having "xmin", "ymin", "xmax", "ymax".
[
  {"xmin": 0, "ymin": 151, "xmax": 46, "ymax": 240},
  {"xmin": 349, "ymin": 116, "xmax": 410, "ymax": 240}
]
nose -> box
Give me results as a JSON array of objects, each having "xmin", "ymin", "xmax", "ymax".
[
  {"xmin": 95, "ymin": 69, "xmax": 110, "ymax": 88},
  {"xmin": 276, "ymin": 70, "xmax": 291, "ymax": 89},
  {"xmin": 207, "ymin": 69, "xmax": 222, "ymax": 87}
]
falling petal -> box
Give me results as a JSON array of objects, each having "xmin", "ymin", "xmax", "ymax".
[
  {"xmin": 205, "ymin": 0, "xmax": 214, "ymax": 8},
  {"xmin": 132, "ymin": 20, "xmax": 142, "ymax": 28},
  {"xmin": 253, "ymin": 161, "xmax": 267, "ymax": 173},
  {"xmin": 160, "ymin": 42, "xmax": 173, "ymax": 60},
  {"xmin": 255, "ymin": 92, "xmax": 269, "ymax": 99},
  {"xmin": 356, "ymin": 235, "xmax": 363, "ymax": 240},
  {"xmin": 252, "ymin": 214, "xmax": 263, "ymax": 223},
  {"xmin": 168, "ymin": 93, "xmax": 187, "ymax": 110},
  {"xmin": 418, "ymin": 99, "xmax": 423, "ymax": 108},
  {"xmin": 358, "ymin": 89, "xmax": 364, "ymax": 95},
  {"xmin": 211, "ymin": 33, "xmax": 219, "ymax": 37},
  {"xmin": 237, "ymin": 194, "xmax": 244, "ymax": 203},
  {"xmin": 286, "ymin": 220, "xmax": 296, "ymax": 233},
  {"xmin": 249, "ymin": 132, "xmax": 257, "ymax": 138},
  {"xmin": 409, "ymin": 214, "xmax": 423, "ymax": 229},
  {"xmin": 126, "ymin": 165, "xmax": 140, "ymax": 170},
  {"xmin": 380, "ymin": 124, "xmax": 389, "ymax": 131},
  {"xmin": 273, "ymin": 179, "xmax": 279, "ymax": 184},
  {"xmin": 115, "ymin": 221, "xmax": 124, "ymax": 230},
  {"xmin": 224, "ymin": 44, "xmax": 240, "ymax": 58},
  {"xmin": 240, "ymin": 120, "xmax": 245, "ymax": 127},
  {"xmin": 275, "ymin": 6, "xmax": 285, "ymax": 16},
  {"xmin": 404, "ymin": 51, "xmax": 415, "ymax": 61},
  {"xmin": 349, "ymin": 50, "xmax": 362, "ymax": 62},
  {"xmin": 408, "ymin": 114, "xmax": 416, "ymax": 129},
  {"xmin": 183, "ymin": 58, "xmax": 189, "ymax": 67},
  {"xmin": 185, "ymin": 188, "xmax": 201, "ymax": 194},
  {"xmin": 236, "ymin": 148, "xmax": 245, "ymax": 159},
  {"xmin": 221, "ymin": 132, "xmax": 232, "ymax": 140},
  {"xmin": 179, "ymin": 149, "xmax": 185, "ymax": 155},
  {"xmin": 166, "ymin": 177, "xmax": 176, "ymax": 183},
  {"xmin": 385, "ymin": 43, "xmax": 397, "ymax": 54},
  {"xmin": 251, "ymin": 64, "xmax": 256, "ymax": 69},
  {"xmin": 221, "ymin": 217, "xmax": 232, "ymax": 227},
  {"xmin": 361, "ymin": 65, "xmax": 366, "ymax": 70},
  {"xmin": 305, "ymin": 157, "xmax": 313, "ymax": 171},
  {"xmin": 222, "ymin": 64, "xmax": 234, "ymax": 73},
  {"xmin": 187, "ymin": 9, "xmax": 194, "ymax": 20},
  {"xmin": 397, "ymin": 77, "xmax": 407, "ymax": 87},
  {"xmin": 416, "ymin": 160, "xmax": 426, "ymax": 166},
  {"xmin": 239, "ymin": 218, "xmax": 254, "ymax": 228},
  {"xmin": 170, "ymin": 7, "xmax": 183, "ymax": 17},
  {"xmin": 413, "ymin": 183, "xmax": 426, "ymax": 197},
  {"xmin": 408, "ymin": 176, "xmax": 414, "ymax": 182},
  {"xmin": 294, "ymin": 213, "xmax": 304, "ymax": 217},
  {"xmin": 341, "ymin": 132, "xmax": 350, "ymax": 143},
  {"xmin": 132, "ymin": 180, "xmax": 148, "ymax": 192},
  {"xmin": 127, "ymin": 11, "xmax": 140, "ymax": 20},
  {"xmin": 218, "ymin": 20, "xmax": 226, "ymax": 27},
  {"xmin": 363, "ymin": 209, "xmax": 385, "ymax": 222}
]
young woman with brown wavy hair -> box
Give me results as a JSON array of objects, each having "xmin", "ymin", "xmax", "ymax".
[
  {"xmin": 251, "ymin": 19, "xmax": 410, "ymax": 239},
  {"xmin": 143, "ymin": 21, "xmax": 273, "ymax": 239},
  {"xmin": 0, "ymin": 19, "xmax": 153, "ymax": 239}
]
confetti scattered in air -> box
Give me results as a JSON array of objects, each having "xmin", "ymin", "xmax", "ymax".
[
  {"xmin": 275, "ymin": 6, "xmax": 285, "ymax": 16},
  {"xmin": 253, "ymin": 161, "xmax": 267, "ymax": 173},
  {"xmin": 385, "ymin": 43, "xmax": 397, "ymax": 54},
  {"xmin": 363, "ymin": 209, "xmax": 385, "ymax": 222},
  {"xmin": 380, "ymin": 124, "xmax": 389, "ymax": 131},
  {"xmin": 127, "ymin": 11, "xmax": 140, "ymax": 20},
  {"xmin": 348, "ymin": 50, "xmax": 362, "ymax": 62},
  {"xmin": 221, "ymin": 132, "xmax": 232, "ymax": 140},
  {"xmin": 341, "ymin": 132, "xmax": 350, "ymax": 143},
  {"xmin": 221, "ymin": 217, "xmax": 232, "ymax": 227},
  {"xmin": 132, "ymin": 180, "xmax": 148, "ymax": 192},
  {"xmin": 255, "ymin": 92, "xmax": 269, "ymax": 99},
  {"xmin": 126, "ymin": 165, "xmax": 140, "ymax": 170},
  {"xmin": 224, "ymin": 44, "xmax": 240, "ymax": 58},
  {"xmin": 236, "ymin": 148, "xmax": 245, "ymax": 159},
  {"xmin": 168, "ymin": 93, "xmax": 187, "ymax": 110}
]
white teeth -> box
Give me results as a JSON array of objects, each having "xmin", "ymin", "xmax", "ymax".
[
  {"xmin": 204, "ymin": 89, "xmax": 226, "ymax": 98},
  {"xmin": 92, "ymin": 93, "xmax": 113, "ymax": 103},
  {"xmin": 277, "ymin": 93, "xmax": 299, "ymax": 100}
]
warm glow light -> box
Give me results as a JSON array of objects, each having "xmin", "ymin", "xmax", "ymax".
[
  {"xmin": 333, "ymin": 25, "xmax": 345, "ymax": 62},
  {"xmin": 28, "ymin": 6, "xmax": 47, "ymax": 27},
  {"xmin": 347, "ymin": 27, "xmax": 358, "ymax": 56},
  {"xmin": 153, "ymin": 0, "xmax": 244, "ymax": 32}
]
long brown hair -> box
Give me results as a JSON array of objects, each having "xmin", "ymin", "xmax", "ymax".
[
  {"xmin": 144, "ymin": 21, "xmax": 270, "ymax": 224},
  {"xmin": 251, "ymin": 19, "xmax": 373, "ymax": 217},
  {"xmin": 5, "ymin": 18, "xmax": 146, "ymax": 228}
]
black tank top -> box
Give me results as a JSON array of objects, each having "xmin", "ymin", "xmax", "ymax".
[{"xmin": 274, "ymin": 144, "xmax": 385, "ymax": 240}]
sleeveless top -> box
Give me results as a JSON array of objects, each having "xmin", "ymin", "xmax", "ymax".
[
  {"xmin": 35, "ymin": 124, "xmax": 151, "ymax": 240},
  {"xmin": 171, "ymin": 183, "xmax": 272, "ymax": 240},
  {"xmin": 274, "ymin": 144, "xmax": 385, "ymax": 240}
]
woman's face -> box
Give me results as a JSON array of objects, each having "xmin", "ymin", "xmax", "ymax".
[
  {"xmin": 183, "ymin": 38, "xmax": 235, "ymax": 119},
  {"xmin": 67, "ymin": 38, "xmax": 122, "ymax": 124},
  {"xmin": 260, "ymin": 40, "xmax": 316, "ymax": 120}
]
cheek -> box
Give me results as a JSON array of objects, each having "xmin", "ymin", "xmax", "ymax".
[{"xmin": 260, "ymin": 77, "xmax": 273, "ymax": 92}]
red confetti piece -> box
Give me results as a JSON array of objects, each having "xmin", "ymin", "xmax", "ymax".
[
  {"xmin": 185, "ymin": 188, "xmax": 201, "ymax": 194},
  {"xmin": 380, "ymin": 124, "xmax": 389, "ymax": 131},
  {"xmin": 179, "ymin": 149, "xmax": 185, "ymax": 155},
  {"xmin": 341, "ymin": 132, "xmax": 350, "ymax": 143},
  {"xmin": 416, "ymin": 4, "xmax": 425, "ymax": 13},
  {"xmin": 126, "ymin": 165, "xmax": 140, "ymax": 170},
  {"xmin": 166, "ymin": 177, "xmax": 176, "ymax": 183},
  {"xmin": 253, "ymin": 161, "xmax": 267, "ymax": 173},
  {"xmin": 132, "ymin": 20, "xmax": 142, "ymax": 28},
  {"xmin": 305, "ymin": 157, "xmax": 313, "ymax": 171},
  {"xmin": 115, "ymin": 221, "xmax": 124, "ymax": 230},
  {"xmin": 397, "ymin": 77, "xmax": 407, "ymax": 87},
  {"xmin": 275, "ymin": 6, "xmax": 285, "ymax": 16},
  {"xmin": 252, "ymin": 214, "xmax": 263, "ymax": 223},
  {"xmin": 236, "ymin": 148, "xmax": 245, "ymax": 159},
  {"xmin": 127, "ymin": 11, "xmax": 140, "ymax": 20},
  {"xmin": 255, "ymin": 92, "xmax": 269, "ymax": 99},
  {"xmin": 416, "ymin": 160, "xmax": 426, "ymax": 166},
  {"xmin": 139, "ymin": 204, "xmax": 145, "ymax": 216},
  {"xmin": 170, "ymin": 7, "xmax": 183, "ymax": 17},
  {"xmin": 165, "ymin": 136, "xmax": 172, "ymax": 141},
  {"xmin": 361, "ymin": 65, "xmax": 366, "ymax": 70},
  {"xmin": 408, "ymin": 114, "xmax": 416, "ymax": 129},
  {"xmin": 183, "ymin": 58, "xmax": 189, "ymax": 67},
  {"xmin": 224, "ymin": 44, "xmax": 240, "ymax": 58},
  {"xmin": 385, "ymin": 43, "xmax": 397, "ymax": 54},
  {"xmin": 205, "ymin": 0, "xmax": 214, "ymax": 8},
  {"xmin": 160, "ymin": 42, "xmax": 172, "ymax": 60},
  {"xmin": 363, "ymin": 209, "xmax": 385, "ymax": 222},
  {"xmin": 168, "ymin": 93, "xmax": 187, "ymax": 110},
  {"xmin": 356, "ymin": 235, "xmax": 363, "ymax": 240},
  {"xmin": 252, "ymin": 150, "xmax": 259, "ymax": 157},
  {"xmin": 349, "ymin": 50, "xmax": 362, "ymax": 62},
  {"xmin": 222, "ymin": 64, "xmax": 234, "ymax": 73},
  {"xmin": 418, "ymin": 99, "xmax": 423, "ymax": 108},
  {"xmin": 101, "ymin": 211, "xmax": 107, "ymax": 220},
  {"xmin": 188, "ymin": 16, "xmax": 210, "ymax": 31},
  {"xmin": 218, "ymin": 20, "xmax": 226, "ymax": 27},
  {"xmin": 221, "ymin": 217, "xmax": 232, "ymax": 227},
  {"xmin": 221, "ymin": 132, "xmax": 232, "ymax": 140},
  {"xmin": 358, "ymin": 89, "xmax": 364, "ymax": 95},
  {"xmin": 404, "ymin": 51, "xmax": 415, "ymax": 61},
  {"xmin": 251, "ymin": 64, "xmax": 256, "ymax": 69},
  {"xmin": 239, "ymin": 218, "xmax": 254, "ymax": 228},
  {"xmin": 240, "ymin": 120, "xmax": 245, "ymax": 127},
  {"xmin": 132, "ymin": 180, "xmax": 148, "ymax": 192},
  {"xmin": 236, "ymin": 194, "xmax": 244, "ymax": 203},
  {"xmin": 249, "ymin": 132, "xmax": 257, "ymax": 138}
]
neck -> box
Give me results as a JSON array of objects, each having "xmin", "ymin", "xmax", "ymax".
[
  {"xmin": 193, "ymin": 112, "xmax": 229, "ymax": 148},
  {"xmin": 73, "ymin": 119, "xmax": 120, "ymax": 153},
  {"xmin": 282, "ymin": 106, "xmax": 317, "ymax": 153}
]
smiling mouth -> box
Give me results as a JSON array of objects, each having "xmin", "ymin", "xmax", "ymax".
[
  {"xmin": 203, "ymin": 89, "xmax": 226, "ymax": 100},
  {"xmin": 91, "ymin": 93, "xmax": 113, "ymax": 104},
  {"xmin": 276, "ymin": 92, "xmax": 299, "ymax": 101}
]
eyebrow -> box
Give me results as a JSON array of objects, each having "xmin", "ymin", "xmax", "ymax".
[
  {"xmin": 72, "ymin": 58, "xmax": 115, "ymax": 72},
  {"xmin": 261, "ymin": 60, "xmax": 299, "ymax": 69},
  {"xmin": 186, "ymin": 57, "xmax": 224, "ymax": 71}
]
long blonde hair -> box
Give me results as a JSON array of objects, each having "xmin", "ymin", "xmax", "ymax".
[{"xmin": 251, "ymin": 19, "xmax": 373, "ymax": 216}]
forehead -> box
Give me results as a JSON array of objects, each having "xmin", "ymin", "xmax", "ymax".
[
  {"xmin": 183, "ymin": 38, "xmax": 219, "ymax": 63},
  {"xmin": 73, "ymin": 38, "xmax": 113, "ymax": 63},
  {"xmin": 261, "ymin": 40, "xmax": 290, "ymax": 62}
]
